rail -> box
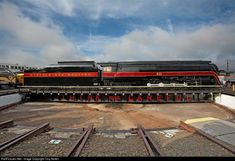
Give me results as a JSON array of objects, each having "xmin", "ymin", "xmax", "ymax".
[
  {"xmin": 19, "ymin": 85, "xmax": 222, "ymax": 95},
  {"xmin": 135, "ymin": 125, "xmax": 163, "ymax": 156},
  {"xmin": 67, "ymin": 125, "xmax": 94, "ymax": 157},
  {"xmin": 20, "ymin": 85, "xmax": 222, "ymax": 89},
  {"xmin": 179, "ymin": 121, "xmax": 235, "ymax": 154},
  {"xmin": 0, "ymin": 120, "xmax": 14, "ymax": 129},
  {"xmin": 0, "ymin": 89, "xmax": 29, "ymax": 96},
  {"xmin": 0, "ymin": 89, "xmax": 19, "ymax": 96},
  {"xmin": 0, "ymin": 122, "xmax": 52, "ymax": 152},
  {"xmin": 19, "ymin": 85, "xmax": 222, "ymax": 94},
  {"xmin": 19, "ymin": 85, "xmax": 222, "ymax": 103}
]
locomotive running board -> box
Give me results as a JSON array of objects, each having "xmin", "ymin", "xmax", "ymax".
[{"xmin": 19, "ymin": 85, "xmax": 222, "ymax": 103}]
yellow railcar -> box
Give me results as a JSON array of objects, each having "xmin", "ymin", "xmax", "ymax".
[
  {"xmin": 0, "ymin": 68, "xmax": 16, "ymax": 89},
  {"xmin": 16, "ymin": 73, "xmax": 24, "ymax": 86}
]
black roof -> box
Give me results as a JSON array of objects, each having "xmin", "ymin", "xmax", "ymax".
[
  {"xmin": 58, "ymin": 61, "xmax": 96, "ymax": 65},
  {"xmin": 98, "ymin": 61, "xmax": 212, "ymax": 65}
]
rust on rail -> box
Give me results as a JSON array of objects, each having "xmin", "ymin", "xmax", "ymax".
[
  {"xmin": 0, "ymin": 120, "xmax": 14, "ymax": 129},
  {"xmin": 67, "ymin": 125, "xmax": 94, "ymax": 157},
  {"xmin": 0, "ymin": 122, "xmax": 52, "ymax": 152},
  {"xmin": 136, "ymin": 124, "xmax": 163, "ymax": 156},
  {"xmin": 179, "ymin": 121, "xmax": 235, "ymax": 154}
]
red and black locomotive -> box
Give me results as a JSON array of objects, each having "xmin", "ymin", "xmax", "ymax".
[{"xmin": 23, "ymin": 60, "xmax": 220, "ymax": 86}]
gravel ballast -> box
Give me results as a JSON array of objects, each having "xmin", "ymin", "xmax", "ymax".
[
  {"xmin": 149, "ymin": 129, "xmax": 235, "ymax": 156},
  {"xmin": 80, "ymin": 133, "xmax": 149, "ymax": 157},
  {"xmin": 0, "ymin": 131, "xmax": 81, "ymax": 157}
]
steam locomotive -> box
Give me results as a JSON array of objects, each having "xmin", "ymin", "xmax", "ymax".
[{"xmin": 23, "ymin": 60, "xmax": 220, "ymax": 86}]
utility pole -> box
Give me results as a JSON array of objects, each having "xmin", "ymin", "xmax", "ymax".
[{"xmin": 227, "ymin": 59, "xmax": 229, "ymax": 75}]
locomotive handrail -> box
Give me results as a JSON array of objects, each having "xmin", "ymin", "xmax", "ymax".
[{"xmin": 19, "ymin": 85, "xmax": 222, "ymax": 89}]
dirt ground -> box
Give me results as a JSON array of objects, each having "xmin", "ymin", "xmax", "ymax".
[{"xmin": 0, "ymin": 102, "xmax": 234, "ymax": 130}]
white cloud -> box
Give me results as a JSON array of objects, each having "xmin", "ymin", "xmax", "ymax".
[
  {"xmin": 1, "ymin": 48, "xmax": 40, "ymax": 65},
  {"xmin": 78, "ymin": 35, "xmax": 119, "ymax": 55},
  {"xmin": 1, "ymin": 1, "xmax": 235, "ymax": 72},
  {"xmin": 76, "ymin": 0, "xmax": 145, "ymax": 20},
  {"xmin": 0, "ymin": 2, "xmax": 85, "ymax": 66},
  {"xmin": 91, "ymin": 23, "xmax": 235, "ymax": 70},
  {"xmin": 24, "ymin": 0, "xmax": 76, "ymax": 17},
  {"xmin": 24, "ymin": 0, "xmax": 146, "ymax": 19},
  {"xmin": 23, "ymin": 0, "xmax": 235, "ymax": 23}
]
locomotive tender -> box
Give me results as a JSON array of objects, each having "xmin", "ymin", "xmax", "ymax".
[
  {"xmin": 23, "ymin": 60, "xmax": 220, "ymax": 86},
  {"xmin": 24, "ymin": 61, "xmax": 101, "ymax": 86}
]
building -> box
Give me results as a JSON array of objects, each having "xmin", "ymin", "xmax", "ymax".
[{"xmin": 0, "ymin": 63, "xmax": 42, "ymax": 71}]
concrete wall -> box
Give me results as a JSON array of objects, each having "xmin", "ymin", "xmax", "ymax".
[
  {"xmin": 215, "ymin": 94, "xmax": 235, "ymax": 110},
  {"xmin": 0, "ymin": 94, "xmax": 22, "ymax": 107}
]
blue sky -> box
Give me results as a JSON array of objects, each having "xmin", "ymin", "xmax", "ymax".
[{"xmin": 0, "ymin": 0, "xmax": 235, "ymax": 71}]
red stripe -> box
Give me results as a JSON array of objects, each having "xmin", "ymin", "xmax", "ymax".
[
  {"xmin": 103, "ymin": 71, "xmax": 215, "ymax": 77},
  {"xmin": 224, "ymin": 76, "xmax": 235, "ymax": 78},
  {"xmin": 103, "ymin": 71, "xmax": 221, "ymax": 85},
  {"xmin": 23, "ymin": 71, "xmax": 221, "ymax": 85},
  {"xmin": 24, "ymin": 72, "xmax": 99, "ymax": 77}
]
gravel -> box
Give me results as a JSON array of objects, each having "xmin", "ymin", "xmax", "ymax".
[
  {"xmin": 0, "ymin": 131, "xmax": 81, "ymax": 157},
  {"xmin": 0, "ymin": 130, "xmax": 19, "ymax": 145},
  {"xmin": 0, "ymin": 126, "xmax": 33, "ymax": 145},
  {"xmin": 80, "ymin": 133, "xmax": 149, "ymax": 157},
  {"xmin": 1, "ymin": 127, "xmax": 234, "ymax": 157},
  {"xmin": 149, "ymin": 129, "xmax": 235, "ymax": 156}
]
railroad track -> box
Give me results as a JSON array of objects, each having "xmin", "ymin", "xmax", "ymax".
[
  {"xmin": 0, "ymin": 120, "xmax": 14, "ymax": 129},
  {"xmin": 67, "ymin": 125, "xmax": 95, "ymax": 157},
  {"xmin": 179, "ymin": 121, "xmax": 235, "ymax": 154},
  {"xmin": 67, "ymin": 124, "xmax": 162, "ymax": 157},
  {"xmin": 0, "ymin": 122, "xmax": 52, "ymax": 152},
  {"xmin": 22, "ymin": 85, "xmax": 222, "ymax": 103},
  {"xmin": 0, "ymin": 102, "xmax": 22, "ymax": 112},
  {"xmin": 132, "ymin": 125, "xmax": 163, "ymax": 156},
  {"xmin": 0, "ymin": 89, "xmax": 19, "ymax": 96},
  {"xmin": 1, "ymin": 122, "xmax": 232, "ymax": 156}
]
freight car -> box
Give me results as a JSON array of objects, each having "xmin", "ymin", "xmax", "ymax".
[
  {"xmin": 23, "ymin": 60, "xmax": 220, "ymax": 86},
  {"xmin": 98, "ymin": 61, "xmax": 220, "ymax": 86}
]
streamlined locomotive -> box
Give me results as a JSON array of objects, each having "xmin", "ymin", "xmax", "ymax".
[
  {"xmin": 98, "ymin": 61, "xmax": 220, "ymax": 86},
  {"xmin": 23, "ymin": 60, "xmax": 220, "ymax": 86}
]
